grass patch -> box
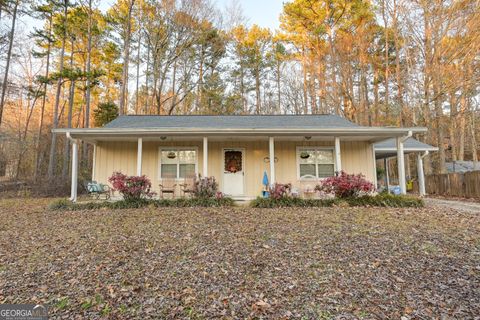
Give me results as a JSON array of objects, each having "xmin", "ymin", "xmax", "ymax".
[
  {"xmin": 250, "ymin": 193, "xmax": 424, "ymax": 208},
  {"xmin": 48, "ymin": 197, "xmax": 235, "ymax": 211}
]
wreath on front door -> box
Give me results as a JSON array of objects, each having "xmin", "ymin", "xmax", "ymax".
[{"xmin": 224, "ymin": 151, "xmax": 242, "ymax": 173}]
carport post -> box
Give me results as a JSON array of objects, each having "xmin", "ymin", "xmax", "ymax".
[
  {"xmin": 396, "ymin": 137, "xmax": 406, "ymax": 194},
  {"xmin": 417, "ymin": 151, "xmax": 429, "ymax": 197},
  {"xmin": 70, "ymin": 139, "xmax": 78, "ymax": 202}
]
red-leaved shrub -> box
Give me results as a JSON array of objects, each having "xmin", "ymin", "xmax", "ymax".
[
  {"xmin": 108, "ymin": 172, "xmax": 156, "ymax": 201},
  {"xmin": 315, "ymin": 171, "xmax": 374, "ymax": 198},
  {"xmin": 269, "ymin": 183, "xmax": 292, "ymax": 199}
]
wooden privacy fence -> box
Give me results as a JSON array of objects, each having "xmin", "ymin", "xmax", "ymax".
[{"xmin": 426, "ymin": 171, "xmax": 480, "ymax": 199}]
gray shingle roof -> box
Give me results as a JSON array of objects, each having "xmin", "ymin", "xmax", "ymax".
[
  {"xmin": 446, "ymin": 161, "xmax": 480, "ymax": 173},
  {"xmin": 104, "ymin": 115, "xmax": 361, "ymax": 129},
  {"xmin": 375, "ymin": 137, "xmax": 437, "ymax": 151}
]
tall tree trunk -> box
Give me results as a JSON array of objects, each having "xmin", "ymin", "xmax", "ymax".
[
  {"xmin": 119, "ymin": 0, "xmax": 135, "ymax": 115},
  {"xmin": 0, "ymin": 0, "xmax": 19, "ymax": 126},
  {"xmin": 421, "ymin": 8, "xmax": 432, "ymax": 175},
  {"xmin": 62, "ymin": 41, "xmax": 75, "ymax": 178},
  {"xmin": 47, "ymin": 1, "xmax": 68, "ymax": 178},
  {"xmin": 135, "ymin": 31, "xmax": 141, "ymax": 114},
  {"xmin": 83, "ymin": 0, "xmax": 93, "ymax": 164},
  {"xmin": 393, "ymin": 0, "xmax": 405, "ymax": 125},
  {"xmin": 34, "ymin": 13, "xmax": 53, "ymax": 180},
  {"xmin": 373, "ymin": 67, "xmax": 379, "ymax": 125},
  {"xmin": 196, "ymin": 49, "xmax": 204, "ymax": 113},
  {"xmin": 302, "ymin": 54, "xmax": 308, "ymax": 114},
  {"xmin": 240, "ymin": 64, "xmax": 246, "ymax": 113},
  {"xmin": 458, "ymin": 90, "xmax": 468, "ymax": 161},
  {"xmin": 276, "ymin": 61, "xmax": 281, "ymax": 114},
  {"xmin": 449, "ymin": 91, "xmax": 458, "ymax": 161},
  {"xmin": 255, "ymin": 68, "xmax": 261, "ymax": 114},
  {"xmin": 382, "ymin": 0, "xmax": 390, "ymax": 119},
  {"xmin": 144, "ymin": 39, "xmax": 150, "ymax": 114},
  {"xmin": 471, "ymin": 112, "xmax": 478, "ymax": 169},
  {"xmin": 433, "ymin": 81, "xmax": 446, "ymax": 174},
  {"xmin": 326, "ymin": 33, "xmax": 339, "ymax": 114}
]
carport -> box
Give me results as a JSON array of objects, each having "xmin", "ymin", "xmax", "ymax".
[{"xmin": 374, "ymin": 138, "xmax": 438, "ymax": 196}]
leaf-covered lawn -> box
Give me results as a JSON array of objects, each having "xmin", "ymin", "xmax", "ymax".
[{"xmin": 0, "ymin": 198, "xmax": 479, "ymax": 319}]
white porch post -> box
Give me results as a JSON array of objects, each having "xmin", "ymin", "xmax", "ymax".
[
  {"xmin": 417, "ymin": 151, "xmax": 428, "ymax": 197},
  {"xmin": 269, "ymin": 137, "xmax": 275, "ymax": 185},
  {"xmin": 334, "ymin": 137, "xmax": 342, "ymax": 173},
  {"xmin": 137, "ymin": 138, "xmax": 143, "ymax": 176},
  {"xmin": 92, "ymin": 144, "xmax": 97, "ymax": 181},
  {"xmin": 70, "ymin": 140, "xmax": 78, "ymax": 202},
  {"xmin": 372, "ymin": 145, "xmax": 378, "ymax": 188},
  {"xmin": 203, "ymin": 137, "xmax": 208, "ymax": 177},
  {"xmin": 396, "ymin": 136, "xmax": 406, "ymax": 194}
]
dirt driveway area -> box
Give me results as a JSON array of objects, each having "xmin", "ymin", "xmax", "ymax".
[{"xmin": 425, "ymin": 197, "xmax": 480, "ymax": 214}]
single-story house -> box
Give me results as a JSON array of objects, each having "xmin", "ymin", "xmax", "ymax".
[{"xmin": 54, "ymin": 115, "xmax": 436, "ymax": 201}]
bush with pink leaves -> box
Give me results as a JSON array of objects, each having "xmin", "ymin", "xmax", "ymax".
[
  {"xmin": 108, "ymin": 172, "xmax": 156, "ymax": 201},
  {"xmin": 269, "ymin": 183, "xmax": 292, "ymax": 199},
  {"xmin": 315, "ymin": 171, "xmax": 375, "ymax": 198}
]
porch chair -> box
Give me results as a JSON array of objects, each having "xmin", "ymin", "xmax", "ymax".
[
  {"xmin": 180, "ymin": 175, "xmax": 196, "ymax": 198},
  {"xmin": 159, "ymin": 174, "xmax": 177, "ymax": 199},
  {"xmin": 84, "ymin": 181, "xmax": 111, "ymax": 200},
  {"xmin": 300, "ymin": 175, "xmax": 318, "ymax": 199}
]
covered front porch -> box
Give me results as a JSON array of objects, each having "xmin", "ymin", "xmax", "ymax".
[{"xmin": 62, "ymin": 129, "xmax": 424, "ymax": 202}]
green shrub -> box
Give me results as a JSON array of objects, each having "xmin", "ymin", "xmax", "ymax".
[
  {"xmin": 48, "ymin": 197, "xmax": 235, "ymax": 211},
  {"xmin": 153, "ymin": 197, "xmax": 235, "ymax": 208},
  {"xmin": 250, "ymin": 194, "xmax": 424, "ymax": 208},
  {"xmin": 250, "ymin": 197, "xmax": 338, "ymax": 208},
  {"xmin": 346, "ymin": 193, "xmax": 424, "ymax": 208},
  {"xmin": 48, "ymin": 198, "xmax": 73, "ymax": 210}
]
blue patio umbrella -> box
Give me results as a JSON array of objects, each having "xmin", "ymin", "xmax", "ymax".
[{"xmin": 262, "ymin": 171, "xmax": 269, "ymax": 187}]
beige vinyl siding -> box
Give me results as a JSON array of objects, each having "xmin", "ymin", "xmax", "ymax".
[{"xmin": 94, "ymin": 140, "xmax": 375, "ymax": 198}]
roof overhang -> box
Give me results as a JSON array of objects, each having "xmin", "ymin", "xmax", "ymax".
[
  {"xmin": 375, "ymin": 146, "xmax": 438, "ymax": 159},
  {"xmin": 53, "ymin": 127, "xmax": 427, "ymax": 144}
]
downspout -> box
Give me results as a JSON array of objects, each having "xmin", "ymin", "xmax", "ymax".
[{"xmin": 402, "ymin": 130, "xmax": 413, "ymax": 143}]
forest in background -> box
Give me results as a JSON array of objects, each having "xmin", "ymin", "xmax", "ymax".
[{"xmin": 0, "ymin": 0, "xmax": 479, "ymax": 184}]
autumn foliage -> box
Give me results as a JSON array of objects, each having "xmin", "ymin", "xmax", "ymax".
[
  {"xmin": 316, "ymin": 171, "xmax": 375, "ymax": 198},
  {"xmin": 108, "ymin": 172, "xmax": 155, "ymax": 201}
]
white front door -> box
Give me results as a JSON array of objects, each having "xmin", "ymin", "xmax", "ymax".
[{"xmin": 223, "ymin": 149, "xmax": 245, "ymax": 196}]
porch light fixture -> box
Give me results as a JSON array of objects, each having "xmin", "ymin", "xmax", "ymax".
[
  {"xmin": 167, "ymin": 151, "xmax": 176, "ymax": 159},
  {"xmin": 263, "ymin": 156, "xmax": 279, "ymax": 163},
  {"xmin": 160, "ymin": 136, "xmax": 167, "ymax": 140}
]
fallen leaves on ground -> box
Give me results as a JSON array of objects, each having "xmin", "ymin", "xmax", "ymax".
[{"xmin": 0, "ymin": 198, "xmax": 479, "ymax": 319}]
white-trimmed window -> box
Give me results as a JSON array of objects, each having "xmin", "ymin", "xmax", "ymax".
[
  {"xmin": 159, "ymin": 148, "xmax": 197, "ymax": 179},
  {"xmin": 297, "ymin": 147, "xmax": 335, "ymax": 179}
]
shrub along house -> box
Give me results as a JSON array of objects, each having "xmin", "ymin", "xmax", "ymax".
[{"xmin": 54, "ymin": 115, "xmax": 435, "ymax": 202}]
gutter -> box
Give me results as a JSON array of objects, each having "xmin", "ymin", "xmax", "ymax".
[{"xmin": 53, "ymin": 127, "xmax": 428, "ymax": 136}]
